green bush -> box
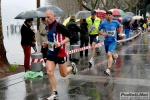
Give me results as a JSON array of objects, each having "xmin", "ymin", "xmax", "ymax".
[{"xmin": 9, "ymin": 64, "xmax": 19, "ymax": 71}]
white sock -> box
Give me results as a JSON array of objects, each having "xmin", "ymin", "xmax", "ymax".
[{"xmin": 90, "ymin": 58, "xmax": 93, "ymax": 61}]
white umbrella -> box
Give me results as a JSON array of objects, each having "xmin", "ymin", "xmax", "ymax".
[
  {"xmin": 75, "ymin": 11, "xmax": 91, "ymax": 19},
  {"xmin": 132, "ymin": 16, "xmax": 143, "ymax": 20},
  {"xmin": 14, "ymin": 10, "xmax": 45, "ymax": 19}
]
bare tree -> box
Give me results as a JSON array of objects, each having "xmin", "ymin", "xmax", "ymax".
[
  {"xmin": 45, "ymin": 0, "xmax": 80, "ymax": 19},
  {"xmin": 0, "ymin": 0, "xmax": 10, "ymax": 73},
  {"xmin": 45, "ymin": 0, "xmax": 148, "ymax": 18},
  {"xmin": 124, "ymin": 0, "xmax": 139, "ymax": 12},
  {"xmin": 77, "ymin": 0, "xmax": 128, "ymax": 11},
  {"xmin": 77, "ymin": 0, "xmax": 101, "ymax": 10},
  {"xmin": 99, "ymin": 0, "xmax": 128, "ymax": 10}
]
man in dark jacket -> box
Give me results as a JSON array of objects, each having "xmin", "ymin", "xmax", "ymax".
[
  {"xmin": 132, "ymin": 20, "xmax": 138, "ymax": 30},
  {"xmin": 66, "ymin": 16, "xmax": 81, "ymax": 45},
  {"xmin": 80, "ymin": 19, "xmax": 89, "ymax": 57},
  {"xmin": 66, "ymin": 16, "xmax": 81, "ymax": 61},
  {"xmin": 21, "ymin": 18, "xmax": 36, "ymax": 72}
]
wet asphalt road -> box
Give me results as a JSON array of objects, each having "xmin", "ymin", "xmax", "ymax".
[{"xmin": 0, "ymin": 31, "xmax": 150, "ymax": 100}]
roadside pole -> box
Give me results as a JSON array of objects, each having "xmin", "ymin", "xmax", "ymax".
[
  {"xmin": 37, "ymin": 0, "xmax": 40, "ymax": 30},
  {"xmin": 80, "ymin": 0, "xmax": 83, "ymax": 11},
  {"xmin": 37, "ymin": 0, "xmax": 41, "ymax": 52}
]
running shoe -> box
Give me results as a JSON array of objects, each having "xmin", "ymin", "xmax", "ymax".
[
  {"xmin": 104, "ymin": 68, "xmax": 110, "ymax": 76},
  {"xmin": 88, "ymin": 58, "xmax": 93, "ymax": 65},
  {"xmin": 71, "ymin": 62, "xmax": 78, "ymax": 75},
  {"xmin": 47, "ymin": 92, "xmax": 59, "ymax": 100}
]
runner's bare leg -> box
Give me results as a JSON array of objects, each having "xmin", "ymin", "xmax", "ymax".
[
  {"xmin": 46, "ymin": 60, "xmax": 57, "ymax": 91},
  {"xmin": 59, "ymin": 62, "xmax": 73, "ymax": 77}
]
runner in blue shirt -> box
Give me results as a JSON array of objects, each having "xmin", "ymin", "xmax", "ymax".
[{"xmin": 98, "ymin": 11, "xmax": 123, "ymax": 75}]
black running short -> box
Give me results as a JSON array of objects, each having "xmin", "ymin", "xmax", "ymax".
[{"xmin": 47, "ymin": 55, "xmax": 67, "ymax": 64}]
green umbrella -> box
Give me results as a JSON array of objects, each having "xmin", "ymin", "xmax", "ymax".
[{"xmin": 109, "ymin": 9, "xmax": 125, "ymax": 17}]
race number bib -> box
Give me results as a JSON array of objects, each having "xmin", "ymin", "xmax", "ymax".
[
  {"xmin": 107, "ymin": 30, "xmax": 115, "ymax": 37},
  {"xmin": 48, "ymin": 42, "xmax": 54, "ymax": 51}
]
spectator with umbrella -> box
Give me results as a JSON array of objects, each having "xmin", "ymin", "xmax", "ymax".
[
  {"xmin": 75, "ymin": 10, "xmax": 91, "ymax": 57},
  {"xmin": 122, "ymin": 15, "xmax": 132, "ymax": 38},
  {"xmin": 20, "ymin": 18, "xmax": 36, "ymax": 72},
  {"xmin": 14, "ymin": 10, "xmax": 45, "ymax": 72}
]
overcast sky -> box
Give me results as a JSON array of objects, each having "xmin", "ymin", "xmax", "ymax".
[
  {"xmin": 1, "ymin": 0, "xmax": 47, "ymax": 28},
  {"xmin": 2, "ymin": 0, "xmax": 45, "ymax": 10}
]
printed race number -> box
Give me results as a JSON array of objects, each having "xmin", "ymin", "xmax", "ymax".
[
  {"xmin": 48, "ymin": 42, "xmax": 54, "ymax": 51},
  {"xmin": 107, "ymin": 30, "xmax": 115, "ymax": 36}
]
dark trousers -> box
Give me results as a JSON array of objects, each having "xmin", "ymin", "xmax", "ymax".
[
  {"xmin": 41, "ymin": 46, "xmax": 48, "ymax": 59},
  {"xmin": 80, "ymin": 39, "xmax": 89, "ymax": 56},
  {"xmin": 22, "ymin": 45, "xmax": 31, "ymax": 71}
]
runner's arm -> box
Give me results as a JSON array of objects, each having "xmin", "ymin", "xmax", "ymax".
[
  {"xmin": 98, "ymin": 23, "xmax": 108, "ymax": 37},
  {"xmin": 54, "ymin": 23, "xmax": 71, "ymax": 47},
  {"xmin": 98, "ymin": 30, "xmax": 108, "ymax": 37}
]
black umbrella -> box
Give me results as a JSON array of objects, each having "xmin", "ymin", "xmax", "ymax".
[{"xmin": 14, "ymin": 10, "xmax": 45, "ymax": 19}]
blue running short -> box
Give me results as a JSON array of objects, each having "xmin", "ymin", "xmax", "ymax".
[{"xmin": 104, "ymin": 40, "xmax": 116, "ymax": 53}]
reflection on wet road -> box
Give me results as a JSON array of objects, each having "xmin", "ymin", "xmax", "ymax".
[{"xmin": 0, "ymin": 32, "xmax": 150, "ymax": 100}]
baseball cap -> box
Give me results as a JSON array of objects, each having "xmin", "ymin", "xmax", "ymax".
[
  {"xmin": 91, "ymin": 10, "xmax": 96, "ymax": 15},
  {"xmin": 106, "ymin": 11, "xmax": 113, "ymax": 15}
]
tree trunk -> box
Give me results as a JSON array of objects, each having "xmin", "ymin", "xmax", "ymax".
[{"xmin": 0, "ymin": 0, "xmax": 10, "ymax": 73}]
